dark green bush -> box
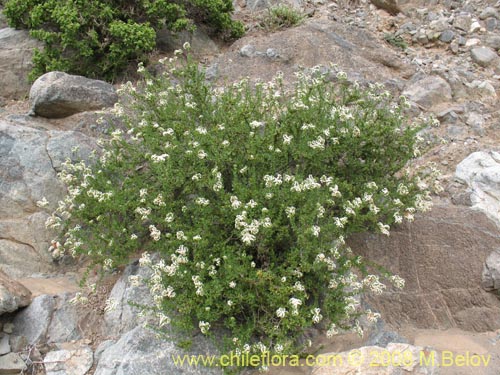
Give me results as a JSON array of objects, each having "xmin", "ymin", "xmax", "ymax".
[{"xmin": 3, "ymin": 0, "xmax": 244, "ymax": 81}]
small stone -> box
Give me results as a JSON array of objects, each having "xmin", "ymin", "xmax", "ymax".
[
  {"xmin": 3, "ymin": 324, "xmax": 13, "ymax": 335},
  {"xmin": 465, "ymin": 38, "xmax": 481, "ymax": 47},
  {"xmin": 471, "ymin": 46, "xmax": 498, "ymax": 67},
  {"xmin": 470, "ymin": 21, "xmax": 482, "ymax": 33},
  {"xmin": 485, "ymin": 35, "xmax": 500, "ymax": 50},
  {"xmin": 239, "ymin": 45, "xmax": 256, "ymax": 58},
  {"xmin": 450, "ymin": 41, "xmax": 459, "ymax": 53},
  {"xmin": 453, "ymin": 14, "xmax": 472, "ymax": 31},
  {"xmin": 479, "ymin": 6, "xmax": 499, "ymax": 20},
  {"xmin": 486, "ymin": 17, "xmax": 498, "ymax": 31},
  {"xmin": 266, "ymin": 48, "xmax": 279, "ymax": 58},
  {"xmin": 439, "ymin": 29, "xmax": 455, "ymax": 43}
]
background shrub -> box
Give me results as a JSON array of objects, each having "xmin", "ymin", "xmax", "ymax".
[
  {"xmin": 47, "ymin": 51, "xmax": 440, "ymax": 363},
  {"xmin": 2, "ymin": 0, "xmax": 244, "ymax": 81}
]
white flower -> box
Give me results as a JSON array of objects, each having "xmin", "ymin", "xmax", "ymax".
[
  {"xmin": 230, "ymin": 196, "xmax": 242, "ymax": 209},
  {"xmin": 366, "ymin": 309, "xmax": 381, "ymax": 323},
  {"xmin": 377, "ymin": 222, "xmax": 390, "ymax": 236},
  {"xmin": 36, "ymin": 197, "xmax": 49, "ymax": 208},
  {"xmin": 165, "ymin": 212, "xmax": 174, "ymax": 223},
  {"xmin": 227, "ymin": 300, "xmax": 234, "ymax": 307},
  {"xmin": 289, "ymin": 297, "xmax": 302, "ymax": 309},
  {"xmin": 312, "ymin": 308, "xmax": 323, "ymax": 323},
  {"xmin": 249, "ymin": 120, "xmax": 264, "ymax": 129},
  {"xmin": 326, "ymin": 324, "xmax": 339, "ymax": 338},
  {"xmin": 199, "ymin": 321, "xmax": 210, "ymax": 334},
  {"xmin": 276, "ymin": 307, "xmax": 287, "ymax": 318},
  {"xmin": 197, "ymin": 150, "xmax": 207, "ymax": 159},
  {"xmin": 311, "ymin": 225, "xmax": 321, "ymax": 237},
  {"xmin": 241, "ymin": 230, "xmax": 256, "ymax": 245},
  {"xmin": 130, "ymin": 234, "xmax": 138, "ymax": 240},
  {"xmin": 229, "ymin": 281, "xmax": 236, "ymax": 288},
  {"xmin": 285, "ymin": 206, "xmax": 296, "ymax": 218},
  {"xmin": 195, "ymin": 197, "xmax": 210, "ymax": 206},
  {"xmin": 176, "ymin": 231, "xmax": 187, "ymax": 240},
  {"xmin": 104, "ymin": 298, "xmax": 118, "ymax": 312},
  {"xmin": 151, "ymin": 154, "xmax": 169, "ymax": 163},
  {"xmin": 183, "ymin": 41, "xmax": 191, "ymax": 50},
  {"xmin": 390, "ymin": 275, "xmax": 405, "ymax": 289},
  {"xmin": 283, "ymin": 134, "xmax": 293, "ymax": 145},
  {"xmin": 149, "ymin": 225, "xmax": 161, "ymax": 241}
]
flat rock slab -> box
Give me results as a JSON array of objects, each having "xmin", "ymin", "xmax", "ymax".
[
  {"xmin": 44, "ymin": 346, "xmax": 93, "ymax": 375},
  {"xmin": 0, "ymin": 353, "xmax": 27, "ymax": 374},
  {"xmin": 348, "ymin": 204, "xmax": 500, "ymax": 332},
  {"xmin": 30, "ymin": 71, "xmax": 118, "ymax": 118}
]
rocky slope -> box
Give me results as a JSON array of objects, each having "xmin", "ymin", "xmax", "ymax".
[{"xmin": 1, "ymin": 0, "xmax": 500, "ymax": 374}]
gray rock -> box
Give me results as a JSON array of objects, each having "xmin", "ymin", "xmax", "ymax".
[
  {"xmin": 484, "ymin": 35, "xmax": 500, "ymax": 50},
  {"xmin": 13, "ymin": 295, "xmax": 55, "ymax": 345},
  {"xmin": 0, "ymin": 270, "xmax": 31, "ymax": 315},
  {"xmin": 439, "ymin": 29, "xmax": 455, "ymax": 43},
  {"xmin": 266, "ymin": 48, "xmax": 279, "ymax": 58},
  {"xmin": 46, "ymin": 293, "xmax": 82, "ymax": 343},
  {"xmin": 0, "ymin": 28, "xmax": 43, "ymax": 100},
  {"xmin": 455, "ymin": 150, "xmax": 500, "ymax": 226},
  {"xmin": 30, "ymin": 71, "xmax": 118, "ymax": 118},
  {"xmin": 0, "ymin": 353, "xmax": 27, "ymax": 373},
  {"xmin": 402, "ymin": 75, "xmax": 452, "ymax": 109},
  {"xmin": 0, "ymin": 121, "xmax": 97, "ymax": 278},
  {"xmin": 465, "ymin": 112, "xmax": 485, "ymax": 135},
  {"xmin": 471, "ymin": 46, "xmax": 498, "ymax": 67},
  {"xmin": 369, "ymin": 0, "xmax": 401, "ymax": 15},
  {"xmin": 0, "ymin": 335, "xmax": 10, "ymax": 356},
  {"xmin": 240, "ymin": 44, "xmax": 257, "ymax": 58},
  {"xmin": 94, "ymin": 340, "xmax": 115, "ymax": 364},
  {"xmin": 486, "ymin": 17, "xmax": 498, "ymax": 31},
  {"xmin": 44, "ymin": 346, "xmax": 93, "ymax": 375},
  {"xmin": 2, "ymin": 325, "xmax": 13, "ymax": 335},
  {"xmin": 103, "ymin": 262, "xmax": 153, "ymax": 337},
  {"xmin": 453, "ymin": 14, "xmax": 472, "ymax": 31},
  {"xmin": 94, "ymin": 326, "xmax": 222, "ymax": 375},
  {"xmin": 9, "ymin": 335, "xmax": 28, "ymax": 353},
  {"xmin": 479, "ymin": 6, "xmax": 499, "ymax": 20},
  {"xmin": 349, "ymin": 204, "xmax": 500, "ymax": 332},
  {"xmin": 483, "ymin": 249, "xmax": 500, "ymax": 291}
]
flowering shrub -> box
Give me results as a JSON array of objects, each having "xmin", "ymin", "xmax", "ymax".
[{"xmin": 47, "ymin": 48, "xmax": 440, "ymax": 363}]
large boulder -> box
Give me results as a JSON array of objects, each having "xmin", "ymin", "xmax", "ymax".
[
  {"xmin": 348, "ymin": 204, "xmax": 500, "ymax": 332},
  {"xmin": 94, "ymin": 326, "xmax": 222, "ymax": 375},
  {"xmin": 455, "ymin": 150, "xmax": 500, "ymax": 227},
  {"xmin": 0, "ymin": 120, "xmax": 97, "ymax": 277},
  {"xmin": 12, "ymin": 294, "xmax": 55, "ymax": 345},
  {"xmin": 0, "ymin": 28, "xmax": 42, "ymax": 100},
  {"xmin": 0, "ymin": 270, "xmax": 31, "ymax": 315},
  {"xmin": 29, "ymin": 71, "xmax": 118, "ymax": 118},
  {"xmin": 402, "ymin": 75, "xmax": 453, "ymax": 110}
]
